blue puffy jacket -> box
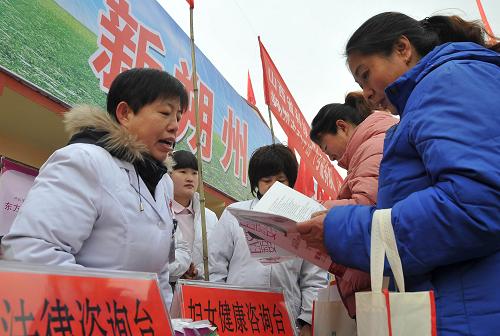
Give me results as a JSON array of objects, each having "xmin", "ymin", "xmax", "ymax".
[{"xmin": 324, "ymin": 42, "xmax": 500, "ymax": 335}]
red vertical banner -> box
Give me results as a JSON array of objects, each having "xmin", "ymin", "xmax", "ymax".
[{"xmin": 258, "ymin": 37, "xmax": 343, "ymax": 199}]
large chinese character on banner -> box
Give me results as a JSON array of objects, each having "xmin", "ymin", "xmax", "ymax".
[
  {"xmin": 174, "ymin": 60, "xmax": 214, "ymax": 162},
  {"xmin": 258, "ymin": 38, "xmax": 343, "ymax": 200},
  {"xmin": 219, "ymin": 107, "xmax": 248, "ymax": 186},
  {"xmin": 89, "ymin": 0, "xmax": 166, "ymax": 92}
]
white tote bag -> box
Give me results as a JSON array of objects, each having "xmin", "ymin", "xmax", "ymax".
[
  {"xmin": 313, "ymin": 285, "xmax": 357, "ymax": 336},
  {"xmin": 355, "ymin": 209, "xmax": 437, "ymax": 336}
]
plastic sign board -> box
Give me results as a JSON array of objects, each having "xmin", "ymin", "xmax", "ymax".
[
  {"xmin": 173, "ymin": 280, "xmax": 296, "ymax": 335},
  {"xmin": 0, "ymin": 262, "xmax": 173, "ymax": 335},
  {"xmin": 0, "ymin": 157, "xmax": 38, "ymax": 235}
]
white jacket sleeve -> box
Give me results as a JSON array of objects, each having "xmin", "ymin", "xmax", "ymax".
[
  {"xmin": 205, "ymin": 209, "xmax": 236, "ymax": 282},
  {"xmin": 297, "ymin": 260, "xmax": 328, "ymax": 324},
  {"xmin": 1, "ymin": 146, "xmax": 100, "ymax": 266},
  {"xmin": 168, "ymin": 229, "xmax": 192, "ymax": 282},
  {"xmin": 193, "ymin": 209, "xmax": 218, "ymax": 280},
  {"xmin": 158, "ymin": 261, "xmax": 173, "ymax": 309}
]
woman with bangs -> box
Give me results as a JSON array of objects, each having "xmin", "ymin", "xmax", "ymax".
[{"xmin": 208, "ymin": 144, "xmax": 327, "ymax": 335}]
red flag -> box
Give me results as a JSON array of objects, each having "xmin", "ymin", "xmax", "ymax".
[
  {"xmin": 295, "ymin": 157, "xmax": 315, "ymax": 197},
  {"xmin": 258, "ymin": 36, "xmax": 343, "ymax": 199},
  {"xmin": 247, "ymin": 70, "xmax": 256, "ymax": 106},
  {"xmin": 186, "ymin": 0, "xmax": 194, "ymax": 9},
  {"xmin": 289, "ymin": 143, "xmax": 315, "ymax": 198}
]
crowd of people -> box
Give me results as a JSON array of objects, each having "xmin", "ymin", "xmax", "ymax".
[{"xmin": 1, "ymin": 10, "xmax": 499, "ymax": 336}]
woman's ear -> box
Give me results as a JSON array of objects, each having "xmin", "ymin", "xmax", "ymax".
[
  {"xmin": 115, "ymin": 101, "xmax": 132, "ymax": 127},
  {"xmin": 395, "ymin": 36, "xmax": 414, "ymax": 65},
  {"xmin": 336, "ymin": 119, "xmax": 348, "ymax": 133}
]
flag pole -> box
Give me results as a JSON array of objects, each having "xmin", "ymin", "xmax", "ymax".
[
  {"xmin": 188, "ymin": 2, "xmax": 210, "ymax": 281},
  {"xmin": 267, "ymin": 107, "xmax": 276, "ymax": 144}
]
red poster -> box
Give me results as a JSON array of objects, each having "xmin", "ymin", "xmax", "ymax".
[
  {"xmin": 0, "ymin": 265, "xmax": 173, "ymax": 335},
  {"xmin": 258, "ymin": 38, "xmax": 343, "ymax": 199},
  {"xmin": 177, "ymin": 282, "xmax": 295, "ymax": 335}
]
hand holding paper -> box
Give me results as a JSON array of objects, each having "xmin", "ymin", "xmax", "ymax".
[
  {"xmin": 296, "ymin": 214, "xmax": 328, "ymax": 254},
  {"xmin": 310, "ymin": 209, "xmax": 328, "ymax": 219}
]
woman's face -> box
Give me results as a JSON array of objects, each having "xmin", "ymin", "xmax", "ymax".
[
  {"xmin": 119, "ymin": 97, "xmax": 182, "ymax": 162},
  {"xmin": 258, "ymin": 172, "xmax": 289, "ymax": 196},
  {"xmin": 347, "ymin": 37, "xmax": 416, "ymax": 111},
  {"xmin": 317, "ymin": 120, "xmax": 353, "ymax": 162},
  {"xmin": 318, "ymin": 132, "xmax": 349, "ymax": 162},
  {"xmin": 171, "ymin": 168, "xmax": 199, "ymax": 203}
]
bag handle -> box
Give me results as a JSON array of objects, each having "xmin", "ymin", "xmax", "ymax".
[{"xmin": 370, "ymin": 209, "xmax": 405, "ymax": 293}]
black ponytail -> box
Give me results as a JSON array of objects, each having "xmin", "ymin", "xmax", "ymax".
[
  {"xmin": 345, "ymin": 12, "xmax": 499, "ymax": 58},
  {"xmin": 310, "ymin": 92, "xmax": 372, "ymax": 144}
]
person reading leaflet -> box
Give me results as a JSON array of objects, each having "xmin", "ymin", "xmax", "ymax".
[
  {"xmin": 228, "ymin": 182, "xmax": 335, "ymax": 272},
  {"xmin": 207, "ymin": 144, "xmax": 327, "ymax": 335}
]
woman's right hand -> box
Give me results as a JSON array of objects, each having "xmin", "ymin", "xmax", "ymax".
[{"xmin": 310, "ymin": 210, "xmax": 328, "ymax": 219}]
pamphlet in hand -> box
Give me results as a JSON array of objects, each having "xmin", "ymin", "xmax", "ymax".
[
  {"xmin": 228, "ymin": 182, "xmax": 335, "ymax": 271},
  {"xmin": 243, "ymin": 229, "xmax": 296, "ymax": 265}
]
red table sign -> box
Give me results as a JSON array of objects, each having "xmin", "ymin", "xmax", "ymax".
[
  {"xmin": 0, "ymin": 263, "xmax": 173, "ymax": 335},
  {"xmin": 175, "ymin": 281, "xmax": 295, "ymax": 335}
]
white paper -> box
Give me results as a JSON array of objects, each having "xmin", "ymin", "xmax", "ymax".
[
  {"xmin": 228, "ymin": 182, "xmax": 333, "ymax": 271},
  {"xmin": 253, "ymin": 181, "xmax": 325, "ymax": 222}
]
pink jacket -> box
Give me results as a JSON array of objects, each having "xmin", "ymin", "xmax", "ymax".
[{"xmin": 324, "ymin": 111, "xmax": 398, "ymax": 318}]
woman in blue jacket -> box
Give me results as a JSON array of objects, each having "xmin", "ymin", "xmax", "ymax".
[{"xmin": 297, "ymin": 12, "xmax": 500, "ymax": 335}]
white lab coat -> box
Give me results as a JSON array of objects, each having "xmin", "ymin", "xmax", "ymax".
[
  {"xmin": 1, "ymin": 106, "xmax": 175, "ymax": 307},
  {"xmin": 208, "ymin": 199, "xmax": 327, "ymax": 325},
  {"xmin": 169, "ymin": 193, "xmax": 218, "ymax": 282}
]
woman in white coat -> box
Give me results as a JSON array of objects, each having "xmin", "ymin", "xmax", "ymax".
[
  {"xmin": 208, "ymin": 144, "xmax": 327, "ymax": 336},
  {"xmin": 168, "ymin": 150, "xmax": 218, "ymax": 283},
  {"xmin": 1, "ymin": 68, "xmax": 188, "ymax": 307}
]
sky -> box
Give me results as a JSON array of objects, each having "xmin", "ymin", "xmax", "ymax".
[{"xmin": 157, "ymin": 0, "xmax": 499, "ymax": 176}]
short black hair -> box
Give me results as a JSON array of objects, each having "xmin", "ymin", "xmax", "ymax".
[
  {"xmin": 107, "ymin": 68, "xmax": 189, "ymax": 119},
  {"xmin": 310, "ymin": 91, "xmax": 371, "ymax": 144},
  {"xmin": 248, "ymin": 144, "xmax": 298, "ymax": 198},
  {"xmin": 172, "ymin": 150, "xmax": 198, "ymax": 171}
]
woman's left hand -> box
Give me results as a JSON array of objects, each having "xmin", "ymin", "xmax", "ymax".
[
  {"xmin": 296, "ymin": 214, "xmax": 328, "ymax": 254},
  {"xmin": 181, "ymin": 263, "xmax": 198, "ymax": 279}
]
